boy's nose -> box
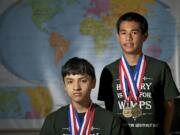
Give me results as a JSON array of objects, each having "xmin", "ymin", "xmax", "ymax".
[
  {"xmin": 126, "ymin": 33, "xmax": 133, "ymax": 40},
  {"xmin": 73, "ymin": 82, "xmax": 81, "ymax": 90}
]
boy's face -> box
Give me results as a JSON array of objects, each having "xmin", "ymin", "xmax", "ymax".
[
  {"xmin": 116, "ymin": 21, "xmax": 148, "ymax": 55},
  {"xmin": 64, "ymin": 74, "xmax": 95, "ymax": 104}
]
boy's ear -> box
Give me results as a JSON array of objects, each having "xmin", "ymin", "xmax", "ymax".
[
  {"xmin": 143, "ymin": 32, "xmax": 148, "ymax": 41},
  {"xmin": 63, "ymin": 81, "xmax": 68, "ymax": 91},
  {"xmin": 116, "ymin": 33, "xmax": 120, "ymax": 40},
  {"xmin": 92, "ymin": 79, "xmax": 96, "ymax": 89}
]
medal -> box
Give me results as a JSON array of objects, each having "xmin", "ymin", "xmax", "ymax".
[
  {"xmin": 119, "ymin": 55, "xmax": 146, "ymax": 119},
  {"xmin": 119, "ymin": 55, "xmax": 146, "ymax": 102},
  {"xmin": 122, "ymin": 107, "xmax": 132, "ymax": 118},
  {"xmin": 68, "ymin": 103, "xmax": 95, "ymax": 135},
  {"xmin": 131, "ymin": 104, "xmax": 142, "ymax": 119}
]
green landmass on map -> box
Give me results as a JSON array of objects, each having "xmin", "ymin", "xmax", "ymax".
[{"xmin": 0, "ymin": 86, "xmax": 52, "ymax": 118}]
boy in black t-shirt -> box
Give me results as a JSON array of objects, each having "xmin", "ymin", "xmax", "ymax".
[
  {"xmin": 40, "ymin": 57, "xmax": 126, "ymax": 135},
  {"xmin": 98, "ymin": 12, "xmax": 179, "ymax": 135}
]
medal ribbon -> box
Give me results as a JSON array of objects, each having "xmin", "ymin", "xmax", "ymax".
[
  {"xmin": 119, "ymin": 55, "xmax": 146, "ymax": 102},
  {"xmin": 68, "ymin": 103, "xmax": 95, "ymax": 135}
]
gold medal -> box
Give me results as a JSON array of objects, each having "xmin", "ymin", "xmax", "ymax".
[
  {"xmin": 122, "ymin": 107, "xmax": 132, "ymax": 118},
  {"xmin": 131, "ymin": 104, "xmax": 142, "ymax": 119}
]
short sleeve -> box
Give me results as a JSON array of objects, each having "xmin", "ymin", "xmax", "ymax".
[
  {"xmin": 40, "ymin": 113, "xmax": 56, "ymax": 135},
  {"xmin": 162, "ymin": 63, "xmax": 179, "ymax": 100},
  {"xmin": 98, "ymin": 67, "xmax": 114, "ymax": 111}
]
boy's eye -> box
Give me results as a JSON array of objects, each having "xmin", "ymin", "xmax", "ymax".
[
  {"xmin": 120, "ymin": 31, "xmax": 126, "ymax": 35},
  {"xmin": 119, "ymin": 30, "xmax": 140, "ymax": 35},
  {"xmin": 132, "ymin": 31, "xmax": 137, "ymax": 34},
  {"xmin": 81, "ymin": 79, "xmax": 88, "ymax": 83},
  {"xmin": 132, "ymin": 31, "xmax": 139, "ymax": 35},
  {"xmin": 66, "ymin": 80, "xmax": 73, "ymax": 84}
]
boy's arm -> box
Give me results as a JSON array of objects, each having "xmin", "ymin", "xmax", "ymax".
[{"xmin": 163, "ymin": 99, "xmax": 175, "ymax": 135}]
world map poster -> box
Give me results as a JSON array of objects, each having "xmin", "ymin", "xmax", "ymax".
[{"xmin": 0, "ymin": 0, "xmax": 179, "ymax": 130}]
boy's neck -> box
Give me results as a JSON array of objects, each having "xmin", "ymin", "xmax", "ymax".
[
  {"xmin": 72, "ymin": 100, "xmax": 91, "ymax": 113},
  {"xmin": 123, "ymin": 53, "xmax": 142, "ymax": 66}
]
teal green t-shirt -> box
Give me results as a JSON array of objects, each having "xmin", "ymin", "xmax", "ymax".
[
  {"xmin": 98, "ymin": 55, "xmax": 179, "ymax": 135},
  {"xmin": 40, "ymin": 104, "xmax": 127, "ymax": 135}
]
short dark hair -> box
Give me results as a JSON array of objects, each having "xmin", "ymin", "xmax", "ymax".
[
  {"xmin": 61, "ymin": 57, "xmax": 96, "ymax": 80},
  {"xmin": 116, "ymin": 12, "xmax": 148, "ymax": 34}
]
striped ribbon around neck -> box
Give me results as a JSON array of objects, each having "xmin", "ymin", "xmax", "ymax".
[
  {"xmin": 68, "ymin": 102, "xmax": 95, "ymax": 135},
  {"xmin": 119, "ymin": 55, "xmax": 146, "ymax": 102}
]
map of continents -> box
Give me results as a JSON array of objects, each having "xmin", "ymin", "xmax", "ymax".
[{"xmin": 0, "ymin": 0, "xmax": 176, "ymax": 122}]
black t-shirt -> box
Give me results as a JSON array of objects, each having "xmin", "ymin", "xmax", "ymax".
[
  {"xmin": 98, "ymin": 55, "xmax": 179, "ymax": 135},
  {"xmin": 40, "ymin": 104, "xmax": 127, "ymax": 135}
]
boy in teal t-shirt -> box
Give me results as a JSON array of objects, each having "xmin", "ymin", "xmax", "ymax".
[
  {"xmin": 40, "ymin": 57, "xmax": 126, "ymax": 135},
  {"xmin": 98, "ymin": 12, "xmax": 179, "ymax": 135}
]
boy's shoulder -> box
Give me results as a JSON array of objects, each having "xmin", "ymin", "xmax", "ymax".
[
  {"xmin": 106, "ymin": 59, "xmax": 120, "ymax": 68},
  {"xmin": 94, "ymin": 104, "xmax": 111, "ymax": 113},
  {"xmin": 93, "ymin": 104, "xmax": 124, "ymax": 129},
  {"xmin": 46, "ymin": 104, "xmax": 119, "ymax": 120},
  {"xmin": 145, "ymin": 55, "xmax": 166, "ymax": 64},
  {"xmin": 145, "ymin": 55, "xmax": 168, "ymax": 69},
  {"xmin": 94, "ymin": 104, "xmax": 118, "ymax": 119},
  {"xmin": 45, "ymin": 105, "xmax": 69, "ymax": 120},
  {"xmin": 104, "ymin": 55, "xmax": 168, "ymax": 68},
  {"xmin": 102, "ymin": 59, "xmax": 120, "ymax": 73}
]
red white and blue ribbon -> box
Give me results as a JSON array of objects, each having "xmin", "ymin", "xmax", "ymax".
[
  {"xmin": 119, "ymin": 55, "xmax": 146, "ymax": 102},
  {"xmin": 68, "ymin": 103, "xmax": 95, "ymax": 135}
]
